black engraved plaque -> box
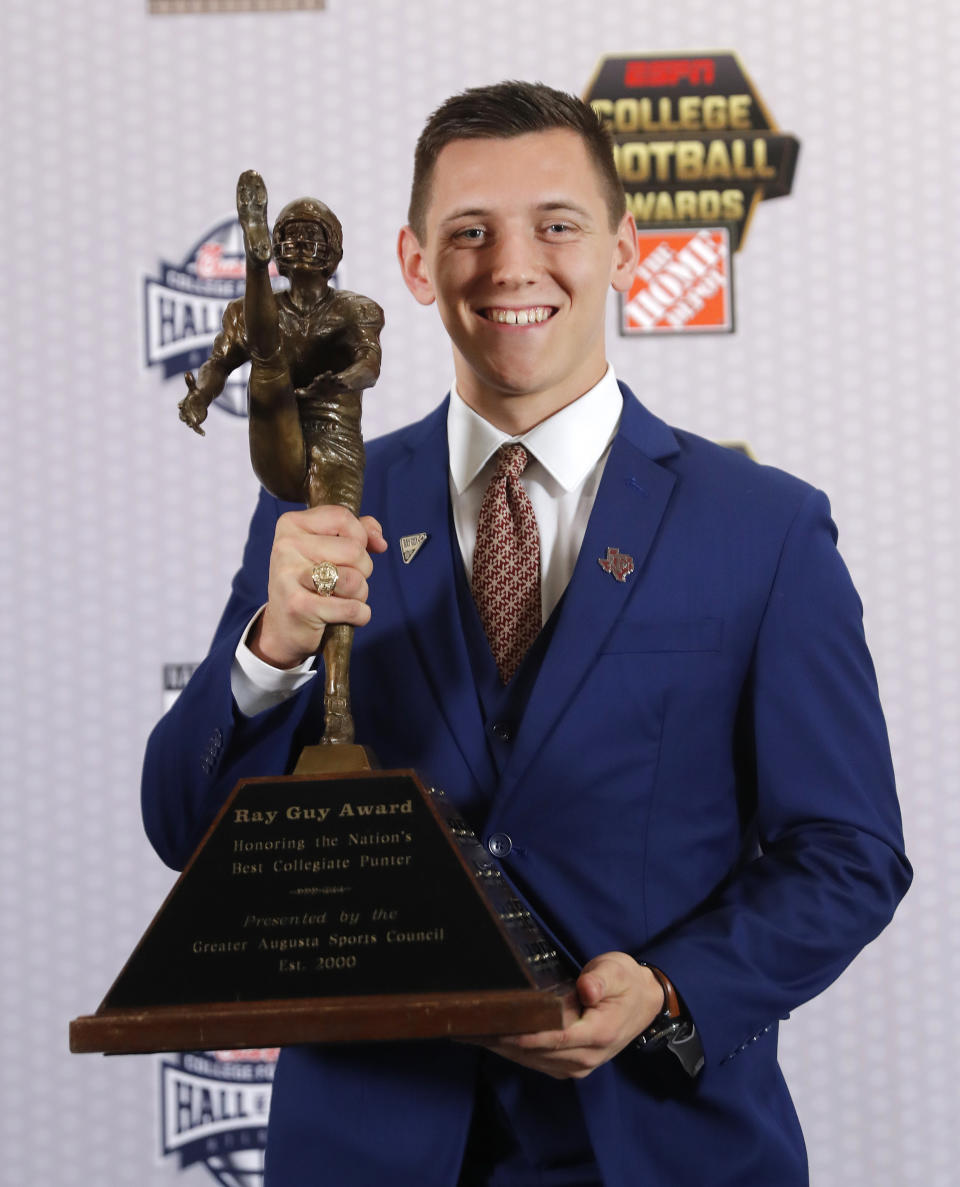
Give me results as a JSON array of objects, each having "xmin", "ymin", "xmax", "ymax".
[{"xmin": 70, "ymin": 771, "xmax": 570, "ymax": 1054}]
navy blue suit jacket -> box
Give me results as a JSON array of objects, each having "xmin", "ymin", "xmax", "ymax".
[{"xmin": 143, "ymin": 385, "xmax": 910, "ymax": 1186}]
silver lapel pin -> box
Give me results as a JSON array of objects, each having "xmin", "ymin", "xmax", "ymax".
[
  {"xmin": 400, "ymin": 532, "xmax": 429, "ymax": 564},
  {"xmin": 598, "ymin": 547, "xmax": 634, "ymax": 582}
]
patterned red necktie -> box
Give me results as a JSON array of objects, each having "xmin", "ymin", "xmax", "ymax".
[{"xmin": 471, "ymin": 444, "xmax": 542, "ymax": 684}]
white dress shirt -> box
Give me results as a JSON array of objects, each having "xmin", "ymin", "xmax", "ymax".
[
  {"xmin": 448, "ymin": 365, "xmax": 622, "ymax": 624},
  {"xmin": 232, "ymin": 366, "xmax": 624, "ymax": 717}
]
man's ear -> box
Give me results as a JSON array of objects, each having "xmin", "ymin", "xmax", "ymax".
[
  {"xmin": 610, "ymin": 210, "xmax": 640, "ymax": 294},
  {"xmin": 397, "ymin": 225, "xmax": 436, "ymax": 306}
]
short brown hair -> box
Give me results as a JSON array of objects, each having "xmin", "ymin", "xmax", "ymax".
[{"xmin": 408, "ymin": 80, "xmax": 626, "ymax": 239}]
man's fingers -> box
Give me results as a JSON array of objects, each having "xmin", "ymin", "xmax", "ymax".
[
  {"xmin": 482, "ymin": 1037, "xmax": 607, "ymax": 1081},
  {"xmin": 313, "ymin": 596, "xmax": 373, "ymax": 627},
  {"xmin": 286, "ymin": 533, "xmax": 376, "ymax": 577},
  {"xmin": 256, "ymin": 505, "xmax": 385, "ymax": 669},
  {"xmin": 498, "ymin": 1028, "xmax": 569, "ymax": 1053},
  {"xmin": 278, "ymin": 584, "xmax": 373, "ymax": 632},
  {"xmin": 576, "ymin": 972, "xmax": 605, "ymax": 1008},
  {"xmin": 359, "ymin": 515, "xmax": 389, "ymax": 553},
  {"xmin": 273, "ymin": 526, "xmax": 374, "ymax": 575},
  {"xmin": 576, "ymin": 953, "xmax": 636, "ymax": 1007},
  {"xmin": 283, "ymin": 503, "xmax": 369, "ymax": 545},
  {"xmin": 300, "ymin": 566, "xmax": 369, "ymax": 603},
  {"xmin": 277, "ymin": 507, "xmax": 380, "ymax": 574},
  {"xmin": 473, "ymin": 955, "xmax": 663, "ymax": 1082}
]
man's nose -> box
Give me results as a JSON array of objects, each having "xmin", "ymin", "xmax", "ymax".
[{"xmin": 489, "ymin": 230, "xmax": 540, "ymax": 287}]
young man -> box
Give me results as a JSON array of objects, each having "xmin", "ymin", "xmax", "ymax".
[{"xmin": 143, "ymin": 82, "xmax": 910, "ymax": 1186}]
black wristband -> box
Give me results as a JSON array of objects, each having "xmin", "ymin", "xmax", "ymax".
[{"xmin": 635, "ymin": 963, "xmax": 704, "ymax": 1077}]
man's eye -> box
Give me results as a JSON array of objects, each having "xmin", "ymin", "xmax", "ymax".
[
  {"xmin": 455, "ymin": 227, "xmax": 485, "ymax": 241},
  {"xmin": 546, "ymin": 222, "xmax": 573, "ymax": 234}
]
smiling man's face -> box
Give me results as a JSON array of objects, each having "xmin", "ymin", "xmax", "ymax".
[{"xmin": 398, "ymin": 128, "xmax": 638, "ymax": 434}]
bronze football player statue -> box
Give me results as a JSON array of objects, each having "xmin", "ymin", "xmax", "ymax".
[{"xmin": 179, "ymin": 171, "xmax": 385, "ymax": 746}]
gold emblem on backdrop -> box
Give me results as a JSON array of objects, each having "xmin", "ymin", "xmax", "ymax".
[
  {"xmin": 583, "ymin": 53, "xmax": 799, "ymax": 252},
  {"xmin": 149, "ymin": 0, "xmax": 325, "ymax": 13}
]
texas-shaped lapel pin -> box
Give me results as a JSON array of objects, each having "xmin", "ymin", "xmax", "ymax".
[{"xmin": 598, "ymin": 547, "xmax": 634, "ymax": 582}]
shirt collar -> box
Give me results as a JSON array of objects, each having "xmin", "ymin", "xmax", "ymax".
[{"xmin": 447, "ymin": 366, "xmax": 623, "ymax": 495}]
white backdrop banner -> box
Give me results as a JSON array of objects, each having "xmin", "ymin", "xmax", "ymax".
[{"xmin": 2, "ymin": 2, "xmax": 956, "ymax": 1184}]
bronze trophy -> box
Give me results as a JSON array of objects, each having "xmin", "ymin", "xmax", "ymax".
[
  {"xmin": 179, "ymin": 169, "xmax": 383, "ymax": 750},
  {"xmin": 70, "ymin": 175, "xmax": 568, "ymax": 1056}
]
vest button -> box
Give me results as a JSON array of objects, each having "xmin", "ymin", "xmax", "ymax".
[
  {"xmin": 488, "ymin": 832, "xmax": 513, "ymax": 858},
  {"xmin": 491, "ymin": 721, "xmax": 513, "ymax": 742}
]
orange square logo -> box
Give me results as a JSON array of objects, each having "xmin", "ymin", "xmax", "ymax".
[{"xmin": 621, "ymin": 227, "xmax": 733, "ymax": 335}]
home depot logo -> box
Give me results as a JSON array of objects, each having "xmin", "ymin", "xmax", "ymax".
[{"xmin": 622, "ymin": 227, "xmax": 732, "ymax": 334}]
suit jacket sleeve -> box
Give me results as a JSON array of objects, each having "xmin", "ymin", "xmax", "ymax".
[
  {"xmin": 639, "ymin": 486, "xmax": 911, "ymax": 1068},
  {"xmin": 141, "ymin": 489, "xmax": 314, "ymax": 870}
]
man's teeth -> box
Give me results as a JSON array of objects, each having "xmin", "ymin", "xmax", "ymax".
[{"xmin": 485, "ymin": 307, "xmax": 553, "ymax": 325}]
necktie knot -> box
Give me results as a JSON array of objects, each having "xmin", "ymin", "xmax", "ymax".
[{"xmin": 494, "ymin": 442, "xmax": 530, "ymax": 482}]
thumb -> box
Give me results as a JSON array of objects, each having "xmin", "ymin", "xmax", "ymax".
[{"xmin": 576, "ymin": 956, "xmax": 618, "ymax": 1008}]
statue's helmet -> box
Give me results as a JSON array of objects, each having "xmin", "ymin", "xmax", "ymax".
[{"xmin": 271, "ymin": 197, "xmax": 343, "ymax": 276}]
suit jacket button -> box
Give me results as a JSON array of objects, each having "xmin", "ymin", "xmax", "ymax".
[
  {"xmin": 488, "ymin": 833, "xmax": 512, "ymax": 858},
  {"xmin": 491, "ymin": 722, "xmax": 512, "ymax": 742}
]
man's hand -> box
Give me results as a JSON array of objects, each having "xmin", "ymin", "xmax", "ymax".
[
  {"xmin": 481, "ymin": 952, "xmax": 665, "ymax": 1080},
  {"xmin": 248, "ymin": 505, "xmax": 387, "ymax": 669}
]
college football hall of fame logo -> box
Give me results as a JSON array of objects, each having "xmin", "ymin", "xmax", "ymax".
[
  {"xmin": 143, "ymin": 218, "xmax": 340, "ymax": 418},
  {"xmin": 583, "ymin": 53, "xmax": 800, "ymax": 336},
  {"xmin": 159, "ymin": 1048, "xmax": 279, "ymax": 1185},
  {"xmin": 159, "ymin": 661, "xmax": 276, "ymax": 1182}
]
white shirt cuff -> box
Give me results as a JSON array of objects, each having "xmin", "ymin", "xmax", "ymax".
[{"xmin": 231, "ymin": 607, "xmax": 317, "ymax": 718}]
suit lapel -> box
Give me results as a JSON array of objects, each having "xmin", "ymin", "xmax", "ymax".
[
  {"xmin": 381, "ymin": 400, "xmax": 496, "ymax": 792},
  {"xmin": 497, "ymin": 388, "xmax": 680, "ymax": 800}
]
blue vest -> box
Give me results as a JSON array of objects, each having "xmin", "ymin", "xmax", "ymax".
[{"xmin": 452, "ymin": 542, "xmax": 601, "ymax": 1186}]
